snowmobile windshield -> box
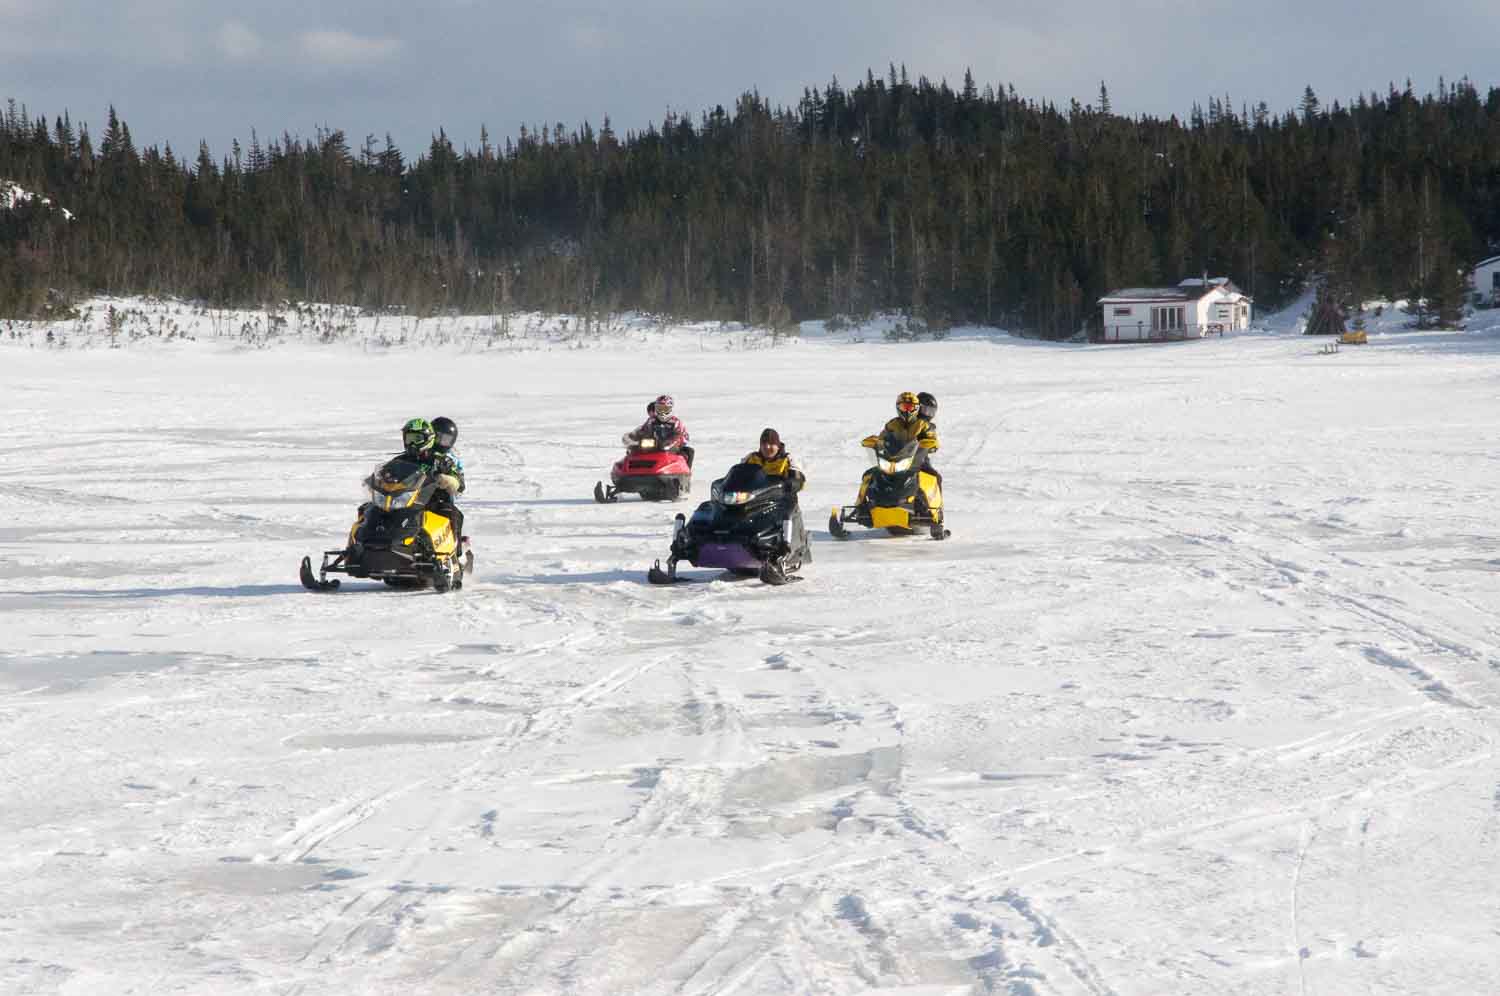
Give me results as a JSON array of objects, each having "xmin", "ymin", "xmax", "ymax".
[
  {"xmin": 872, "ymin": 434, "xmax": 921, "ymax": 475},
  {"xmin": 714, "ymin": 463, "xmax": 778, "ymax": 506},
  {"xmin": 366, "ymin": 457, "xmax": 434, "ymax": 511}
]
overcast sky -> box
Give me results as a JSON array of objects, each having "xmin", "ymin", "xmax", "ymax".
[{"xmin": 3, "ymin": 1, "xmax": 1497, "ymax": 161}]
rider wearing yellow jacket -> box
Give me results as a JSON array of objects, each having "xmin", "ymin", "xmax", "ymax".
[
  {"xmin": 744, "ymin": 427, "xmax": 805, "ymax": 492},
  {"xmin": 863, "ymin": 391, "xmax": 939, "ymax": 452},
  {"xmin": 862, "ymin": 392, "xmax": 941, "ymax": 516}
]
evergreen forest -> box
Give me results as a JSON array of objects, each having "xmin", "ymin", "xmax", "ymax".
[{"xmin": 2, "ymin": 69, "xmax": 1497, "ymax": 335}]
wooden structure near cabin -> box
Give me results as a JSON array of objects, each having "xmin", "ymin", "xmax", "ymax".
[{"xmin": 1303, "ymin": 285, "xmax": 1346, "ymax": 335}]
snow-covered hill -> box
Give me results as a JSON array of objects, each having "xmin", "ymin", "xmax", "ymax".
[
  {"xmin": 0, "ymin": 179, "xmax": 73, "ymax": 220},
  {"xmin": 3, "ymin": 312, "xmax": 1499, "ymax": 994}
]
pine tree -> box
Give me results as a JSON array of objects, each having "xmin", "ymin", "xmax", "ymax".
[
  {"xmin": 1300, "ymin": 85, "xmax": 1320, "ymax": 122},
  {"xmin": 1424, "ymin": 250, "xmax": 1470, "ymax": 328}
]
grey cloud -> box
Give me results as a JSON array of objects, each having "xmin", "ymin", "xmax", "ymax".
[
  {"xmin": 217, "ymin": 21, "xmax": 265, "ymax": 63},
  {"xmin": 297, "ymin": 29, "xmax": 402, "ymax": 66}
]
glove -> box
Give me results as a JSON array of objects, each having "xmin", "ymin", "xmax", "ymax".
[
  {"xmin": 919, "ymin": 438, "xmax": 938, "ymax": 450},
  {"xmin": 861, "ymin": 435, "xmax": 879, "ymax": 448},
  {"xmin": 622, "ymin": 432, "xmax": 637, "ymax": 447},
  {"xmin": 435, "ymin": 473, "xmax": 461, "ymax": 494}
]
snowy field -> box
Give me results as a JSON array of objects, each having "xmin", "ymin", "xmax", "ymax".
[{"xmin": 4, "ymin": 306, "xmax": 1500, "ymax": 995}]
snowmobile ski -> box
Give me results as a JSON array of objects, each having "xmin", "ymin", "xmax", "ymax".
[
  {"xmin": 300, "ymin": 555, "xmax": 341, "ymax": 592},
  {"xmin": 647, "ymin": 558, "xmax": 699, "ymax": 584},
  {"xmin": 758, "ymin": 561, "xmax": 803, "ymax": 586}
]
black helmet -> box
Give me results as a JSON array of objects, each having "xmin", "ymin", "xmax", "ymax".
[
  {"xmin": 917, "ymin": 392, "xmax": 938, "ymax": 420},
  {"xmin": 432, "ymin": 416, "xmax": 458, "ymax": 452}
]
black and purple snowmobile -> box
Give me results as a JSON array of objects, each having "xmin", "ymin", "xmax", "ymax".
[{"xmin": 647, "ymin": 463, "xmax": 810, "ymax": 586}]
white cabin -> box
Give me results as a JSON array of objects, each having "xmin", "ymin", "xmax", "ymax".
[
  {"xmin": 1472, "ymin": 256, "xmax": 1500, "ymax": 307},
  {"xmin": 1096, "ymin": 278, "xmax": 1252, "ymax": 342}
]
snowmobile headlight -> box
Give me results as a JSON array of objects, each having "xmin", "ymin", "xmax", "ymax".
[
  {"xmin": 721, "ymin": 490, "xmax": 753, "ymax": 505},
  {"xmin": 878, "ymin": 456, "xmax": 914, "ymax": 473},
  {"xmin": 639, "ymin": 438, "xmax": 657, "ymax": 449}
]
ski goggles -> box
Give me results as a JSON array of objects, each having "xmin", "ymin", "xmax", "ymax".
[
  {"xmin": 896, "ymin": 399, "xmax": 919, "ymax": 414},
  {"xmin": 435, "ymin": 428, "xmax": 457, "ymax": 449},
  {"xmin": 403, "ymin": 430, "xmax": 430, "ymax": 449},
  {"xmin": 654, "ymin": 405, "xmax": 673, "ymax": 418}
]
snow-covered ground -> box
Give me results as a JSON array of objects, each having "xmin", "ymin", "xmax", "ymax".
[{"xmin": 4, "ymin": 304, "xmax": 1500, "ymax": 995}]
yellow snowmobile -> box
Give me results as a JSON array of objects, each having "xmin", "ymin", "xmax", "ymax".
[
  {"xmin": 829, "ymin": 430, "xmax": 949, "ymax": 540},
  {"xmin": 301, "ymin": 455, "xmax": 473, "ymax": 592}
]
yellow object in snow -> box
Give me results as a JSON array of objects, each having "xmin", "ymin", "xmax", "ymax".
[{"xmin": 1339, "ymin": 329, "xmax": 1368, "ymax": 344}]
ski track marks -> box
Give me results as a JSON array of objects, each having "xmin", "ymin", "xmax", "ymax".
[
  {"xmin": 6, "ymin": 334, "xmax": 1500, "ymax": 994},
  {"xmin": 1132, "ymin": 493, "xmax": 1500, "ymax": 712},
  {"xmin": 292, "ymin": 646, "xmax": 684, "ymax": 968}
]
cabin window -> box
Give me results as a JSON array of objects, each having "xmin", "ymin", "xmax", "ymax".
[
  {"xmin": 1112, "ymin": 307, "xmax": 1132, "ymax": 317},
  {"xmin": 1151, "ymin": 306, "xmax": 1184, "ymax": 331},
  {"xmin": 1492, "ymin": 271, "xmax": 1499, "ymax": 292}
]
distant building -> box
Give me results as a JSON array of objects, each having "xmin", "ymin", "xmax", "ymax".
[
  {"xmin": 1471, "ymin": 255, "xmax": 1500, "ymax": 307},
  {"xmin": 1096, "ymin": 278, "xmax": 1252, "ymax": 342}
]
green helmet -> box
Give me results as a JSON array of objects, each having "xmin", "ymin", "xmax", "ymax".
[{"xmin": 401, "ymin": 417, "xmax": 435, "ymax": 454}]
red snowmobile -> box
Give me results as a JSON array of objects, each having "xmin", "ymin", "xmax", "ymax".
[{"xmin": 594, "ymin": 423, "xmax": 692, "ymax": 502}]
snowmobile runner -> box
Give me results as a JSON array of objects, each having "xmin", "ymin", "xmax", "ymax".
[
  {"xmin": 830, "ymin": 431, "xmax": 949, "ymax": 540},
  {"xmin": 594, "ymin": 422, "xmax": 692, "ymax": 503},
  {"xmin": 301, "ymin": 455, "xmax": 473, "ymax": 592},
  {"xmin": 647, "ymin": 463, "xmax": 811, "ymax": 586}
]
